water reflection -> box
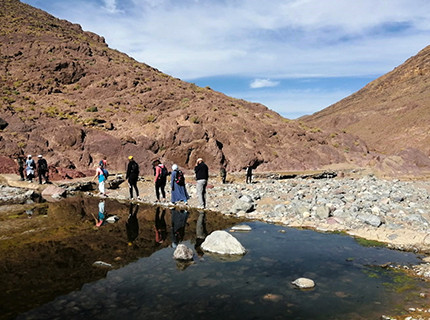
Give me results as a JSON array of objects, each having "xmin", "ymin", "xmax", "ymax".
[
  {"xmin": 154, "ymin": 207, "xmax": 167, "ymax": 245},
  {"xmin": 195, "ymin": 211, "xmax": 207, "ymax": 259},
  {"xmin": 0, "ymin": 197, "xmax": 244, "ymax": 320},
  {"xmin": 126, "ymin": 203, "xmax": 139, "ymax": 246},
  {"xmin": 171, "ymin": 208, "xmax": 189, "ymax": 248},
  {"xmin": 2, "ymin": 197, "xmax": 429, "ymax": 320}
]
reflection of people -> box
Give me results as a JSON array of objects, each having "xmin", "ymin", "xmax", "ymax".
[
  {"xmin": 194, "ymin": 158, "xmax": 209, "ymax": 208},
  {"xmin": 126, "ymin": 203, "xmax": 139, "ymax": 246},
  {"xmin": 195, "ymin": 211, "xmax": 208, "ymax": 257},
  {"xmin": 154, "ymin": 207, "xmax": 167, "ymax": 244},
  {"xmin": 171, "ymin": 208, "xmax": 189, "ymax": 248},
  {"xmin": 220, "ymin": 166, "xmax": 227, "ymax": 184},
  {"xmin": 126, "ymin": 156, "xmax": 140, "ymax": 200},
  {"xmin": 170, "ymin": 164, "xmax": 189, "ymax": 204},
  {"xmin": 246, "ymin": 165, "xmax": 253, "ymax": 184},
  {"xmin": 95, "ymin": 200, "xmax": 106, "ymax": 227}
]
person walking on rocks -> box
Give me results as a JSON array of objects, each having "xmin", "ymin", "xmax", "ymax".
[
  {"xmin": 92, "ymin": 162, "xmax": 108, "ymax": 197},
  {"xmin": 170, "ymin": 164, "xmax": 189, "ymax": 204},
  {"xmin": 126, "ymin": 156, "xmax": 140, "ymax": 200},
  {"xmin": 220, "ymin": 165, "xmax": 227, "ymax": 184},
  {"xmin": 194, "ymin": 158, "xmax": 209, "ymax": 208},
  {"xmin": 37, "ymin": 154, "xmax": 49, "ymax": 184},
  {"xmin": 25, "ymin": 155, "xmax": 36, "ymax": 183},
  {"xmin": 246, "ymin": 165, "xmax": 253, "ymax": 184},
  {"xmin": 153, "ymin": 160, "xmax": 168, "ymax": 202}
]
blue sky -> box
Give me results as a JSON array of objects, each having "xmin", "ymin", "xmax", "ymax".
[{"xmin": 22, "ymin": 0, "xmax": 430, "ymax": 119}]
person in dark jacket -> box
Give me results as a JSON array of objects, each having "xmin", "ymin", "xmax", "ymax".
[
  {"xmin": 194, "ymin": 158, "xmax": 209, "ymax": 209},
  {"xmin": 126, "ymin": 156, "xmax": 140, "ymax": 200},
  {"xmin": 37, "ymin": 154, "xmax": 49, "ymax": 184},
  {"xmin": 17, "ymin": 156, "xmax": 25, "ymax": 181},
  {"xmin": 246, "ymin": 165, "xmax": 253, "ymax": 184}
]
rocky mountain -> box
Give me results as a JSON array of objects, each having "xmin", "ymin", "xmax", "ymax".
[
  {"xmin": 303, "ymin": 45, "xmax": 430, "ymax": 176},
  {"xmin": 0, "ymin": 0, "xmax": 374, "ymax": 177}
]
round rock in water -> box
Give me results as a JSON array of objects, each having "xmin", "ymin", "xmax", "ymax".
[
  {"xmin": 292, "ymin": 277, "xmax": 315, "ymax": 289},
  {"xmin": 231, "ymin": 224, "xmax": 252, "ymax": 232},
  {"xmin": 173, "ymin": 244, "xmax": 194, "ymax": 261},
  {"xmin": 201, "ymin": 230, "xmax": 246, "ymax": 255}
]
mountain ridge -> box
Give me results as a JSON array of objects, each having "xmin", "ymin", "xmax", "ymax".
[{"xmin": 1, "ymin": 0, "xmax": 429, "ymax": 178}]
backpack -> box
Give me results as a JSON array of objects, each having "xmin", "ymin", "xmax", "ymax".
[
  {"xmin": 175, "ymin": 170, "xmax": 185, "ymax": 186},
  {"xmin": 160, "ymin": 165, "xmax": 168, "ymax": 179},
  {"xmin": 102, "ymin": 168, "xmax": 109, "ymax": 179}
]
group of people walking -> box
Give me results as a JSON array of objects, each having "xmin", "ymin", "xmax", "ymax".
[
  {"xmin": 124, "ymin": 156, "xmax": 209, "ymax": 208},
  {"xmin": 17, "ymin": 154, "xmax": 49, "ymax": 184}
]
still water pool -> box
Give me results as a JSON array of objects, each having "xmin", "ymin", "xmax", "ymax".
[{"xmin": 3, "ymin": 198, "xmax": 429, "ymax": 319}]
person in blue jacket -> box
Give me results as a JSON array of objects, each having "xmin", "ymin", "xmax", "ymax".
[{"xmin": 170, "ymin": 164, "xmax": 189, "ymax": 205}]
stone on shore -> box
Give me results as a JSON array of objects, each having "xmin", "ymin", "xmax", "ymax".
[{"xmin": 201, "ymin": 230, "xmax": 246, "ymax": 255}]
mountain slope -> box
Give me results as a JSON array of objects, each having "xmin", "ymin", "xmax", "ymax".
[
  {"xmin": 303, "ymin": 45, "xmax": 430, "ymax": 160},
  {"xmin": 0, "ymin": 0, "xmax": 376, "ymax": 176}
]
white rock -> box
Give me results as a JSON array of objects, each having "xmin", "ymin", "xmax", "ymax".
[
  {"xmin": 173, "ymin": 244, "xmax": 194, "ymax": 260},
  {"xmin": 201, "ymin": 230, "xmax": 246, "ymax": 255},
  {"xmin": 292, "ymin": 277, "xmax": 315, "ymax": 289}
]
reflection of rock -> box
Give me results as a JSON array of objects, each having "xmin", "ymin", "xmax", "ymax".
[
  {"xmin": 292, "ymin": 277, "xmax": 315, "ymax": 289},
  {"xmin": 173, "ymin": 244, "xmax": 194, "ymax": 261},
  {"xmin": 203, "ymin": 252, "xmax": 244, "ymax": 263},
  {"xmin": 201, "ymin": 230, "xmax": 246, "ymax": 255},
  {"xmin": 106, "ymin": 215, "xmax": 119, "ymax": 223},
  {"xmin": 231, "ymin": 224, "xmax": 252, "ymax": 232},
  {"xmin": 92, "ymin": 261, "xmax": 113, "ymax": 269}
]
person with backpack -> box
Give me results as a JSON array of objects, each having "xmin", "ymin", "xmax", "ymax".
[
  {"xmin": 126, "ymin": 156, "xmax": 140, "ymax": 200},
  {"xmin": 153, "ymin": 160, "xmax": 168, "ymax": 202},
  {"xmin": 92, "ymin": 162, "xmax": 108, "ymax": 197},
  {"xmin": 194, "ymin": 158, "xmax": 209, "ymax": 209},
  {"xmin": 37, "ymin": 154, "xmax": 49, "ymax": 184},
  {"xmin": 170, "ymin": 164, "xmax": 189, "ymax": 205},
  {"xmin": 25, "ymin": 155, "xmax": 36, "ymax": 183}
]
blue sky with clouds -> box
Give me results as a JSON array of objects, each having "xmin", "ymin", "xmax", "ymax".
[{"xmin": 22, "ymin": 0, "xmax": 430, "ymax": 118}]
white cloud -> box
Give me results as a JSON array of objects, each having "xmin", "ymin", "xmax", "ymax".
[
  {"xmin": 250, "ymin": 79, "xmax": 280, "ymax": 89},
  {"xmin": 102, "ymin": 0, "xmax": 120, "ymax": 13}
]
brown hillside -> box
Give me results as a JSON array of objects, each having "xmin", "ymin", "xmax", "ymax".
[
  {"xmin": 0, "ymin": 0, "xmax": 375, "ymax": 176},
  {"xmin": 303, "ymin": 46, "xmax": 430, "ymax": 161}
]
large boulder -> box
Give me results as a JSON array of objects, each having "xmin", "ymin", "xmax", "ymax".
[{"xmin": 201, "ymin": 230, "xmax": 246, "ymax": 255}]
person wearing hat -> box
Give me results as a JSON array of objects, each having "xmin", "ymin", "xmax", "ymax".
[
  {"xmin": 194, "ymin": 158, "xmax": 209, "ymax": 209},
  {"xmin": 126, "ymin": 156, "xmax": 140, "ymax": 200},
  {"xmin": 37, "ymin": 154, "xmax": 49, "ymax": 184},
  {"xmin": 25, "ymin": 155, "xmax": 36, "ymax": 183}
]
